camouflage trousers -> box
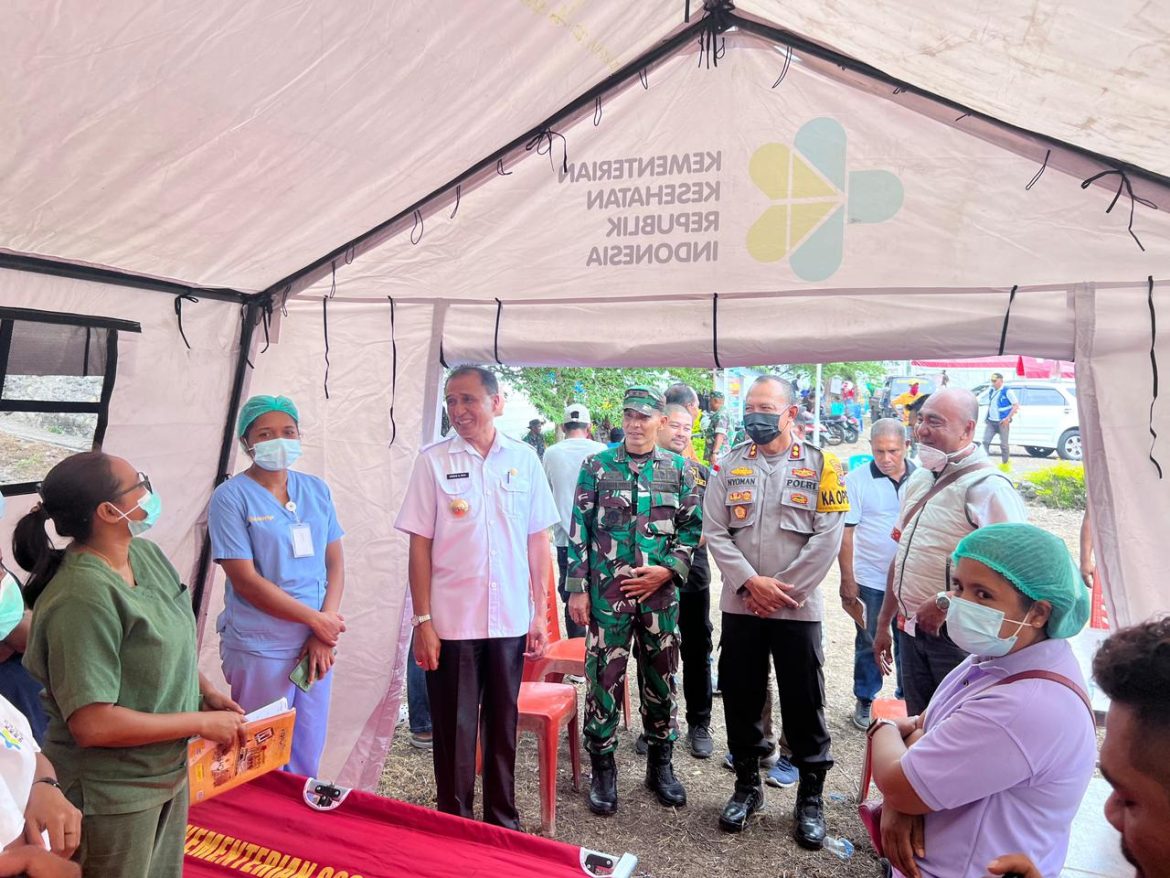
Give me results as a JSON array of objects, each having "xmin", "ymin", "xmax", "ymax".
[{"xmin": 584, "ymin": 602, "xmax": 680, "ymax": 755}]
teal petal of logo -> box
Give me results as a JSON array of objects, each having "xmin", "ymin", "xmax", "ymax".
[
  {"xmin": 794, "ymin": 118, "xmax": 846, "ymax": 190},
  {"xmin": 848, "ymin": 170, "xmax": 904, "ymax": 224},
  {"xmin": 791, "ymin": 206, "xmax": 845, "ymax": 282}
]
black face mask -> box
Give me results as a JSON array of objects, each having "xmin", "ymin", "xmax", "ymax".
[{"xmin": 743, "ymin": 412, "xmax": 783, "ymax": 445}]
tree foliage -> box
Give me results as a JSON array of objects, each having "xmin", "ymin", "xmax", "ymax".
[
  {"xmin": 784, "ymin": 361, "xmax": 887, "ymax": 387},
  {"xmin": 500, "ymin": 367, "xmax": 714, "ymax": 429}
]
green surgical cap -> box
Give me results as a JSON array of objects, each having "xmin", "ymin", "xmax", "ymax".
[
  {"xmin": 952, "ymin": 522, "xmax": 1089, "ymax": 639},
  {"xmin": 237, "ymin": 395, "xmax": 299, "ymax": 438}
]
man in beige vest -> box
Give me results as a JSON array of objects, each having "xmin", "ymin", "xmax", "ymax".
[{"xmin": 872, "ymin": 389, "xmax": 1027, "ymax": 715}]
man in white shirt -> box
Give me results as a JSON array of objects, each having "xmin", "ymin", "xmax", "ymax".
[
  {"xmin": 837, "ymin": 418, "xmax": 914, "ymax": 729},
  {"xmin": 395, "ymin": 366, "xmax": 559, "ymax": 830},
  {"xmin": 541, "ymin": 404, "xmax": 606, "ymax": 639},
  {"xmin": 873, "ymin": 389, "xmax": 1028, "ymax": 715}
]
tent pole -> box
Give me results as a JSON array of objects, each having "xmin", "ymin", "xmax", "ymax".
[{"xmin": 191, "ymin": 297, "xmax": 264, "ymax": 614}]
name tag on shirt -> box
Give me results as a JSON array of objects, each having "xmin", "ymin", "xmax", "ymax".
[{"xmin": 291, "ymin": 523, "xmax": 314, "ymax": 558}]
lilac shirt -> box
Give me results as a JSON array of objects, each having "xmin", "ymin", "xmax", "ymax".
[
  {"xmin": 394, "ymin": 431, "xmax": 559, "ymax": 640},
  {"xmin": 899, "ymin": 639, "xmax": 1096, "ymax": 878}
]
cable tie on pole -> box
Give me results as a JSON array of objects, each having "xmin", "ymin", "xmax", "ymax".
[
  {"xmin": 594, "ymin": 96, "xmax": 603, "ymax": 126},
  {"xmin": 450, "ymin": 183, "xmax": 461, "ymax": 219},
  {"xmin": 639, "ymin": 68, "xmax": 649, "ymax": 89},
  {"xmin": 1025, "ymin": 149, "xmax": 1051, "ymax": 191}
]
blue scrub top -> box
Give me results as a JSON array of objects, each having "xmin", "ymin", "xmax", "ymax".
[{"xmin": 209, "ymin": 470, "xmax": 344, "ymax": 656}]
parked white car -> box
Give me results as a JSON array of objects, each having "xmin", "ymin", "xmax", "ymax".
[{"xmin": 973, "ymin": 380, "xmax": 1081, "ymax": 460}]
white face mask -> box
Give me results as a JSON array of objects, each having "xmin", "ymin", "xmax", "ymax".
[
  {"xmin": 938, "ymin": 592, "xmax": 1032, "ymax": 657},
  {"xmin": 918, "ymin": 441, "xmax": 975, "ymax": 473}
]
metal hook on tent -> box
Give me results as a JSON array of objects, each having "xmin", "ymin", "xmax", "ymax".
[
  {"xmin": 712, "ymin": 293, "xmax": 722, "ymax": 368},
  {"xmin": 411, "ymin": 210, "xmax": 424, "ymax": 245},
  {"xmin": 525, "ymin": 128, "xmax": 569, "ymax": 174},
  {"xmin": 1080, "ymin": 168, "xmax": 1158, "ymax": 252},
  {"xmin": 173, "ymin": 293, "xmax": 200, "ymax": 350},
  {"xmin": 387, "ymin": 296, "xmax": 398, "ymax": 447},
  {"xmin": 1025, "ymin": 150, "xmax": 1051, "ymax": 191},
  {"xmin": 450, "ymin": 183, "xmax": 462, "ymax": 219},
  {"xmin": 771, "ymin": 45, "xmax": 793, "ymax": 88},
  {"xmin": 1146, "ymin": 275, "xmax": 1163, "ymax": 478},
  {"xmin": 997, "ymin": 285, "xmax": 1019, "ymax": 356}
]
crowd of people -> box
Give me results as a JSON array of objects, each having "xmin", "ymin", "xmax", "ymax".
[{"xmin": 0, "ymin": 368, "xmax": 1167, "ymax": 878}]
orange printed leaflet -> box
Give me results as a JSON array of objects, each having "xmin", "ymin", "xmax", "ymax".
[{"xmin": 188, "ymin": 698, "xmax": 296, "ymax": 805}]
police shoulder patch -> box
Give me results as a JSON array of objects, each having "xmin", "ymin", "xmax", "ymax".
[{"xmin": 816, "ymin": 451, "xmax": 850, "ymax": 513}]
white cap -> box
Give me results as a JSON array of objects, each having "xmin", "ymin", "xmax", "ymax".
[{"xmin": 563, "ymin": 404, "xmax": 592, "ymax": 425}]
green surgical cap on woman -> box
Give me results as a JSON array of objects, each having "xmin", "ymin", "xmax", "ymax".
[
  {"xmin": 952, "ymin": 522, "xmax": 1090, "ymax": 639},
  {"xmin": 237, "ymin": 395, "xmax": 299, "ymax": 438}
]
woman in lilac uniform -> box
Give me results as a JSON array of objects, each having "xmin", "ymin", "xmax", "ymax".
[{"xmin": 869, "ymin": 523, "xmax": 1095, "ymax": 878}]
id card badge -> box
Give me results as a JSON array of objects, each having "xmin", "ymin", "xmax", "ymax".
[{"xmin": 291, "ymin": 523, "xmax": 314, "ymax": 558}]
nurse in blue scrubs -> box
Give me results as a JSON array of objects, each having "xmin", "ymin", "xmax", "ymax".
[{"xmin": 209, "ymin": 395, "xmax": 346, "ymax": 777}]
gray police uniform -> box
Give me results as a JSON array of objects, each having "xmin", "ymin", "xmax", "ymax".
[{"xmin": 703, "ymin": 439, "xmax": 848, "ymax": 770}]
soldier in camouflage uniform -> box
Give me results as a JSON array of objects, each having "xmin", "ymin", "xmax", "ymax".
[
  {"xmin": 705, "ymin": 390, "xmax": 731, "ymax": 464},
  {"xmin": 566, "ymin": 386, "xmax": 703, "ymax": 815}
]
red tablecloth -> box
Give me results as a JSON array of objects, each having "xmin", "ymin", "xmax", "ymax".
[{"xmin": 184, "ymin": 771, "xmax": 634, "ymax": 877}]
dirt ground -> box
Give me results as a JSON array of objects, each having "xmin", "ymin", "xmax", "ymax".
[{"xmin": 378, "ymin": 440, "xmax": 1085, "ymax": 878}]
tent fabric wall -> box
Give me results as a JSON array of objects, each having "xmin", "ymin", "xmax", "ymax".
[
  {"xmin": 0, "ymin": 269, "xmax": 243, "ymax": 586},
  {"xmin": 196, "ymin": 297, "xmax": 438, "ymax": 785}
]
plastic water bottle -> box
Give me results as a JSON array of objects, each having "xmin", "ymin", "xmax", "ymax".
[{"xmin": 823, "ymin": 836, "xmax": 854, "ymax": 861}]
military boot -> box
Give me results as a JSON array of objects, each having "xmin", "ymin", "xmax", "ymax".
[
  {"xmin": 719, "ymin": 755, "xmax": 764, "ymax": 832},
  {"xmin": 793, "ymin": 769, "xmax": 827, "ymax": 850},
  {"xmin": 588, "ymin": 752, "xmax": 618, "ymax": 815},
  {"xmin": 645, "ymin": 740, "xmax": 687, "ymax": 807}
]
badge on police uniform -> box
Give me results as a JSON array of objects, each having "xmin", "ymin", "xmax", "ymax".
[
  {"xmin": 450, "ymin": 498, "xmax": 470, "ymax": 517},
  {"xmin": 733, "ymin": 506, "xmax": 748, "ymax": 520}
]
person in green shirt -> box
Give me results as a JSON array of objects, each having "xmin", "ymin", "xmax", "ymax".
[{"xmin": 14, "ymin": 451, "xmax": 245, "ymax": 878}]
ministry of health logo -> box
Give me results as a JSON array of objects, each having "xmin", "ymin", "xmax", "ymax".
[{"xmin": 746, "ymin": 117, "xmax": 903, "ymax": 281}]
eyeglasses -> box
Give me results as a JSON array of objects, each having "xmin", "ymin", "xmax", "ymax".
[{"xmin": 113, "ymin": 472, "xmax": 152, "ymax": 498}]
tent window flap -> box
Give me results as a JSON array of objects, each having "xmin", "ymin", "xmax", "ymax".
[{"xmin": 0, "ymin": 309, "xmax": 138, "ymax": 495}]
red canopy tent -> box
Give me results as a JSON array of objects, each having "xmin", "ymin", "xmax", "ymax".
[{"xmin": 911, "ymin": 356, "xmax": 1075, "ymax": 379}]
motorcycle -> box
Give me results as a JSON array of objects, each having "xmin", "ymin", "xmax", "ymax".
[{"xmin": 822, "ymin": 413, "xmax": 861, "ymax": 445}]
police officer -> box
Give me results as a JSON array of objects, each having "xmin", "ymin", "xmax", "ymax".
[
  {"xmin": 567, "ymin": 386, "xmax": 702, "ymax": 815},
  {"xmin": 704, "ymin": 375, "xmax": 848, "ymax": 847}
]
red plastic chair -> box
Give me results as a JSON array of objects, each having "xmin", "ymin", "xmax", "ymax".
[
  {"xmin": 871, "ymin": 697, "xmax": 908, "ymax": 720},
  {"xmin": 517, "ymin": 681, "xmax": 581, "ymax": 836},
  {"xmin": 523, "ymin": 564, "xmax": 631, "ymax": 729}
]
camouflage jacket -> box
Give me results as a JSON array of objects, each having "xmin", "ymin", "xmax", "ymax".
[
  {"xmin": 705, "ymin": 408, "xmax": 730, "ymax": 446},
  {"xmin": 566, "ymin": 444, "xmax": 702, "ymax": 612}
]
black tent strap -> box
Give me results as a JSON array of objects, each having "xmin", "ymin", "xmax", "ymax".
[
  {"xmin": 712, "ymin": 292, "xmax": 722, "ymax": 368},
  {"xmin": 594, "ymin": 96, "xmax": 603, "ymax": 126},
  {"xmin": 772, "ymin": 45, "xmax": 793, "ymax": 88},
  {"xmin": 82, "ymin": 327, "xmax": 91, "ymax": 378},
  {"xmin": 411, "ymin": 210, "xmax": 424, "ymax": 245},
  {"xmin": 450, "ymin": 184, "xmax": 461, "ymax": 220},
  {"xmin": 1081, "ymin": 168, "xmax": 1158, "ymax": 252},
  {"xmin": 1025, "ymin": 149, "xmax": 1051, "ymax": 190},
  {"xmin": 1147, "ymin": 275, "xmax": 1163, "ymax": 478},
  {"xmin": 997, "ymin": 285, "xmax": 1018, "ymax": 356},
  {"xmin": 322, "ymin": 296, "xmax": 332, "ymax": 400},
  {"xmin": 259, "ymin": 298, "xmax": 274, "ymax": 354},
  {"xmin": 173, "ymin": 293, "xmax": 199, "ymax": 350},
  {"xmin": 493, "ymin": 298, "xmax": 504, "ymax": 365},
  {"xmin": 388, "ymin": 296, "xmax": 398, "ymax": 447},
  {"xmin": 439, "ymin": 338, "xmax": 449, "ymax": 369}
]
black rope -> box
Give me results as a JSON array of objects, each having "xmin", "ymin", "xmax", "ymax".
[
  {"xmin": 322, "ymin": 296, "xmax": 331, "ymax": 400},
  {"xmin": 411, "ymin": 209, "xmax": 424, "ymax": 245},
  {"xmin": 696, "ymin": 1, "xmax": 732, "ymax": 68},
  {"xmin": 493, "ymin": 297, "xmax": 504, "ymax": 365},
  {"xmin": 450, "ymin": 183, "xmax": 461, "ymax": 219},
  {"xmin": 771, "ymin": 45, "xmax": 793, "ymax": 87},
  {"xmin": 328, "ymin": 261, "xmax": 338, "ymax": 298},
  {"xmin": 82, "ymin": 327, "xmax": 91, "ymax": 377},
  {"xmin": 243, "ymin": 303, "xmax": 256, "ymax": 370},
  {"xmin": 593, "ymin": 96, "xmax": 603, "ymax": 126},
  {"xmin": 388, "ymin": 296, "xmax": 398, "ymax": 447},
  {"xmin": 997, "ymin": 285, "xmax": 1019, "ymax": 356},
  {"xmin": 525, "ymin": 128, "xmax": 569, "ymax": 173},
  {"xmin": 439, "ymin": 339, "xmax": 449, "ymax": 369},
  {"xmin": 1147, "ymin": 275, "xmax": 1163, "ymax": 478},
  {"xmin": 174, "ymin": 293, "xmax": 199, "ymax": 350},
  {"xmin": 639, "ymin": 68, "xmax": 649, "ymax": 89},
  {"xmin": 496, "ymin": 159, "xmax": 512, "ymax": 176},
  {"xmin": 1025, "ymin": 149, "xmax": 1051, "ymax": 191},
  {"xmin": 1081, "ymin": 168, "xmax": 1158, "ymax": 252},
  {"xmin": 712, "ymin": 293, "xmax": 722, "ymax": 368},
  {"xmin": 344, "ymin": 245, "xmax": 355, "ymax": 265}
]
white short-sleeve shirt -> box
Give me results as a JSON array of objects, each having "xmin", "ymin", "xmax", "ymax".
[
  {"xmin": 0, "ymin": 695, "xmax": 39, "ymax": 846},
  {"xmin": 844, "ymin": 461, "xmax": 915, "ymax": 591},
  {"xmin": 395, "ymin": 431, "xmax": 560, "ymax": 640}
]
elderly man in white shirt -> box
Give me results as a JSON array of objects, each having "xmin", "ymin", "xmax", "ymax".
[
  {"xmin": 395, "ymin": 366, "xmax": 559, "ymax": 831},
  {"xmin": 541, "ymin": 404, "xmax": 606, "ymax": 640}
]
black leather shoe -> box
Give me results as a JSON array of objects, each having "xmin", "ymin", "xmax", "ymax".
[
  {"xmin": 588, "ymin": 752, "xmax": 618, "ymax": 815},
  {"xmin": 687, "ymin": 724, "xmax": 714, "ymax": 759},
  {"xmin": 793, "ymin": 769, "xmax": 827, "ymax": 850},
  {"xmin": 719, "ymin": 755, "xmax": 764, "ymax": 832},
  {"xmin": 645, "ymin": 740, "xmax": 687, "ymax": 807}
]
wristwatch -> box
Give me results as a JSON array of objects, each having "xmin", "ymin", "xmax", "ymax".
[
  {"xmin": 410, "ymin": 614, "xmax": 432, "ymax": 628},
  {"xmin": 866, "ymin": 718, "xmax": 898, "ymax": 740}
]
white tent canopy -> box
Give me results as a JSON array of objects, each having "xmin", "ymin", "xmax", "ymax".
[{"xmin": 1, "ymin": 1, "xmax": 1168, "ymax": 787}]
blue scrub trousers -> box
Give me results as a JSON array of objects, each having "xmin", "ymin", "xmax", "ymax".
[{"xmin": 220, "ymin": 645, "xmax": 334, "ymax": 778}]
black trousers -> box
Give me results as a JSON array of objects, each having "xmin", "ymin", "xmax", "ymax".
[
  {"xmin": 425, "ymin": 635, "xmax": 525, "ymax": 829},
  {"xmin": 677, "ymin": 587, "xmax": 713, "ymax": 727},
  {"xmin": 556, "ymin": 546, "xmax": 586, "ymax": 639},
  {"xmin": 720, "ymin": 613, "xmax": 832, "ymax": 773},
  {"xmin": 897, "ymin": 626, "xmax": 968, "ymax": 716}
]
